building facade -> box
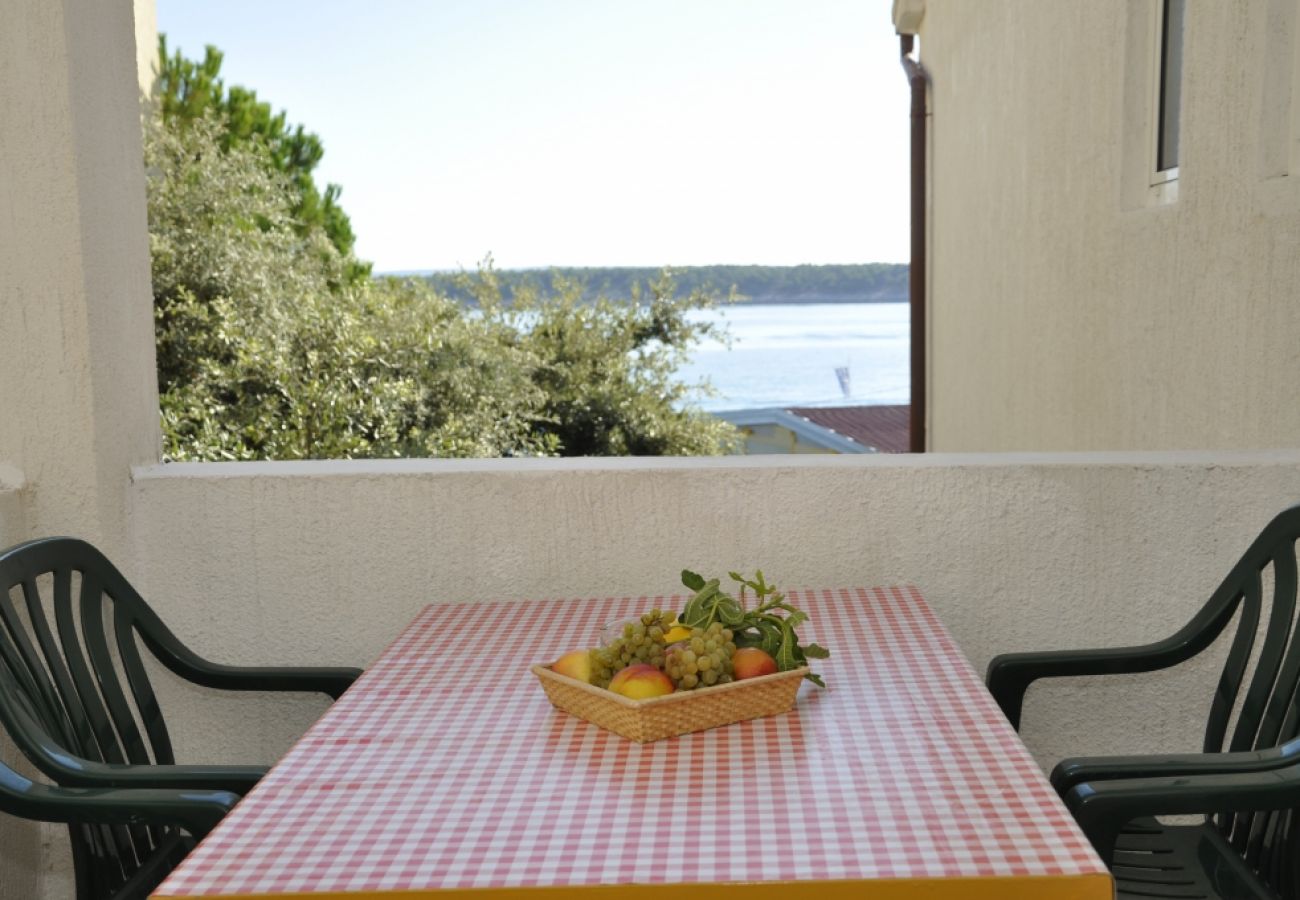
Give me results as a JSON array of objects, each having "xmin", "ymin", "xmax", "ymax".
[{"xmin": 897, "ymin": 0, "xmax": 1300, "ymax": 451}]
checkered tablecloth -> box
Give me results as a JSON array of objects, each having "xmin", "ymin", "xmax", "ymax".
[{"xmin": 154, "ymin": 587, "xmax": 1110, "ymax": 898}]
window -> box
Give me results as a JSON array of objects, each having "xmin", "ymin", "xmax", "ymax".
[{"xmin": 1154, "ymin": 0, "xmax": 1185, "ymax": 180}]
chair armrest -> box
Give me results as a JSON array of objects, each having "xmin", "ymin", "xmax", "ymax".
[
  {"xmin": 38, "ymin": 752, "xmax": 266, "ymax": 795},
  {"xmin": 164, "ymin": 661, "xmax": 363, "ymax": 700},
  {"xmin": 985, "ymin": 585, "xmax": 1245, "ymax": 731},
  {"xmin": 1064, "ymin": 764, "xmax": 1300, "ymax": 862},
  {"xmin": 986, "ymin": 644, "xmax": 1177, "ymax": 730},
  {"xmin": 1051, "ymin": 738, "xmax": 1300, "ymax": 794},
  {"xmin": 139, "ymin": 625, "xmax": 362, "ymax": 700},
  {"xmin": 2, "ymin": 766, "xmax": 238, "ymax": 839},
  {"xmin": 985, "ymin": 600, "xmax": 1235, "ymax": 734},
  {"xmin": 0, "ymin": 687, "xmax": 271, "ymax": 795}
]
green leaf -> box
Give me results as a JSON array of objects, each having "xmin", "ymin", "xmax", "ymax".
[
  {"xmin": 681, "ymin": 569, "xmax": 706, "ymax": 591},
  {"xmin": 782, "ymin": 608, "xmax": 808, "ymax": 631},
  {"xmin": 756, "ymin": 621, "xmax": 781, "ymax": 655},
  {"xmin": 681, "ymin": 580, "xmax": 719, "ymax": 628},
  {"xmin": 717, "ymin": 597, "xmax": 745, "ymax": 626},
  {"xmin": 801, "ymin": 643, "xmax": 830, "ymax": 659},
  {"xmin": 728, "ymin": 571, "xmax": 745, "ymax": 583},
  {"xmin": 804, "ymin": 672, "xmax": 826, "ymax": 687},
  {"xmin": 776, "ymin": 620, "xmax": 798, "ymax": 672}
]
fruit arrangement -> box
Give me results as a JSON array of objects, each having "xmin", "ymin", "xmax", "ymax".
[{"xmin": 550, "ymin": 570, "xmax": 830, "ymax": 700}]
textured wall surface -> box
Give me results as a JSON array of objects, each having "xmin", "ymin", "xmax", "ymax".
[
  {"xmin": 0, "ymin": 486, "xmax": 36, "ymax": 900},
  {"xmin": 0, "ymin": 0, "xmax": 160, "ymax": 551},
  {"xmin": 918, "ymin": 1, "xmax": 1300, "ymax": 451},
  {"xmin": 128, "ymin": 452, "xmax": 1300, "ymax": 774},
  {"xmin": 0, "ymin": 0, "xmax": 160, "ymax": 895}
]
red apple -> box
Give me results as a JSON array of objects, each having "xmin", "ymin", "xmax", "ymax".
[
  {"xmin": 608, "ymin": 663, "xmax": 675, "ymax": 699},
  {"xmin": 552, "ymin": 649, "xmax": 593, "ymax": 683},
  {"xmin": 732, "ymin": 647, "xmax": 778, "ymax": 680}
]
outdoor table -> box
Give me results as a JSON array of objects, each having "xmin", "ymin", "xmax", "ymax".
[{"xmin": 153, "ymin": 587, "xmax": 1112, "ymax": 899}]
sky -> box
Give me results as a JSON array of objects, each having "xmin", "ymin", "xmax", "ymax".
[{"xmin": 158, "ymin": 0, "xmax": 908, "ymax": 273}]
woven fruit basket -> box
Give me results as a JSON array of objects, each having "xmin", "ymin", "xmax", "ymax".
[{"xmin": 532, "ymin": 663, "xmax": 807, "ymax": 743}]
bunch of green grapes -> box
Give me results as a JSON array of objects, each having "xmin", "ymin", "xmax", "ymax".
[
  {"xmin": 589, "ymin": 608, "xmax": 675, "ymax": 688},
  {"xmin": 664, "ymin": 622, "xmax": 737, "ymax": 690}
]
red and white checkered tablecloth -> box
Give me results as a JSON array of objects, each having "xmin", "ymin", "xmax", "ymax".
[{"xmin": 154, "ymin": 587, "xmax": 1110, "ymax": 899}]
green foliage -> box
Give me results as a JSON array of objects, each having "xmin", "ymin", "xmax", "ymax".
[
  {"xmin": 679, "ymin": 569, "xmax": 830, "ymax": 686},
  {"xmin": 465, "ymin": 266, "xmax": 740, "ymax": 456},
  {"xmin": 156, "ymin": 36, "xmax": 365, "ymax": 278},
  {"xmin": 148, "ymin": 38, "xmax": 737, "ymax": 461},
  {"xmin": 147, "ymin": 115, "xmax": 547, "ymax": 460},
  {"xmin": 146, "ymin": 115, "xmax": 734, "ymax": 460},
  {"xmin": 424, "ymin": 263, "xmax": 908, "ymax": 306}
]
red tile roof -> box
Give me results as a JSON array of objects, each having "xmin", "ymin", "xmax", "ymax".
[{"xmin": 787, "ymin": 405, "xmax": 911, "ymax": 453}]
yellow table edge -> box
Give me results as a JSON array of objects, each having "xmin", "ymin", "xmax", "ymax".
[{"xmin": 153, "ymin": 871, "xmax": 1113, "ymax": 899}]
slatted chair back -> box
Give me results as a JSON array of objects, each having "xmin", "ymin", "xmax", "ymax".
[
  {"xmin": 0, "ymin": 537, "xmax": 192, "ymax": 898},
  {"xmin": 1181, "ymin": 505, "xmax": 1300, "ymax": 895}
]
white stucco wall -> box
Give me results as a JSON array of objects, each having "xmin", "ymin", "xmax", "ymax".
[
  {"xmin": 0, "ymin": 484, "xmax": 37, "ymax": 900},
  {"xmin": 914, "ymin": 0, "xmax": 1300, "ymax": 451},
  {"xmin": 127, "ymin": 452, "xmax": 1300, "ymax": 775},
  {"xmin": 0, "ymin": 0, "xmax": 161, "ymax": 553},
  {"xmin": 1, "ymin": 1, "xmax": 160, "ymax": 894}
]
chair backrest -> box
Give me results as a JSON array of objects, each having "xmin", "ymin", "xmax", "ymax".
[
  {"xmin": 0, "ymin": 538, "xmax": 178, "ymax": 772},
  {"xmin": 0, "ymin": 656, "xmax": 189, "ymax": 900},
  {"xmin": 1191, "ymin": 505, "xmax": 1300, "ymax": 890},
  {"xmin": 0, "ymin": 537, "xmax": 187, "ymax": 898}
]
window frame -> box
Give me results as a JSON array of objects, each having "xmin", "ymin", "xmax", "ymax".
[{"xmin": 1149, "ymin": 0, "xmax": 1184, "ymax": 188}]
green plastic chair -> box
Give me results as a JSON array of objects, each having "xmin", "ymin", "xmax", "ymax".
[
  {"xmin": 0, "ymin": 666, "xmax": 239, "ymax": 899},
  {"xmin": 987, "ymin": 505, "xmax": 1300, "ymax": 899},
  {"xmin": 0, "ymin": 536, "xmax": 362, "ymax": 898}
]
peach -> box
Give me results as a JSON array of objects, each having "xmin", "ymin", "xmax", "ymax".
[
  {"xmin": 552, "ymin": 649, "xmax": 593, "ymax": 683},
  {"xmin": 732, "ymin": 647, "xmax": 778, "ymax": 680},
  {"xmin": 608, "ymin": 663, "xmax": 675, "ymax": 699}
]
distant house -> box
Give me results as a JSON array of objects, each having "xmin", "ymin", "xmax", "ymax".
[
  {"xmin": 895, "ymin": 0, "xmax": 1300, "ymax": 450},
  {"xmin": 717, "ymin": 405, "xmax": 909, "ymax": 454}
]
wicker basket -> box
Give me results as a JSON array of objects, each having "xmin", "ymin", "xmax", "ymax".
[{"xmin": 532, "ymin": 663, "xmax": 807, "ymax": 743}]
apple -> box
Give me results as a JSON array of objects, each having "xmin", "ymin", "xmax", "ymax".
[
  {"xmin": 608, "ymin": 663, "xmax": 675, "ymax": 699},
  {"xmin": 732, "ymin": 647, "xmax": 778, "ymax": 680},
  {"xmin": 552, "ymin": 649, "xmax": 593, "ymax": 683}
]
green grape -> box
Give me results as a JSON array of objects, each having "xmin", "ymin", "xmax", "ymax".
[
  {"xmin": 664, "ymin": 625, "xmax": 734, "ymax": 690},
  {"xmin": 593, "ymin": 611, "xmax": 673, "ymax": 688}
]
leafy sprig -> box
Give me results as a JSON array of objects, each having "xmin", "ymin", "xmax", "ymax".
[{"xmin": 680, "ymin": 569, "xmax": 829, "ymax": 687}]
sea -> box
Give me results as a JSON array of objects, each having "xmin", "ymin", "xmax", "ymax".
[{"xmin": 678, "ymin": 302, "xmax": 909, "ymax": 412}]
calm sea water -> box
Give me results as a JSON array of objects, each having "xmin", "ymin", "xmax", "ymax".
[{"xmin": 678, "ymin": 302, "xmax": 910, "ymax": 412}]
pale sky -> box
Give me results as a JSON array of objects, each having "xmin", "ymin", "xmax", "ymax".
[{"xmin": 158, "ymin": 0, "xmax": 908, "ymax": 273}]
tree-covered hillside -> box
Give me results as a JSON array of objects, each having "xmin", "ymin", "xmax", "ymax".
[
  {"xmin": 148, "ymin": 40, "xmax": 739, "ymax": 460},
  {"xmin": 419, "ymin": 263, "xmax": 908, "ymax": 305}
]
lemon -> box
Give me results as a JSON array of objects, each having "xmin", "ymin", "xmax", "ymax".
[{"xmin": 663, "ymin": 623, "xmax": 693, "ymax": 643}]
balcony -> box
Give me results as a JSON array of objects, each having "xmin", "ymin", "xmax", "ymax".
[
  {"xmin": 6, "ymin": 2, "xmax": 1300, "ymax": 897},
  {"xmin": 9, "ymin": 450, "xmax": 1300, "ymax": 895}
]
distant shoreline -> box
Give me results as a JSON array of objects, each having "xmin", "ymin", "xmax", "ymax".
[
  {"xmin": 379, "ymin": 263, "xmax": 910, "ymax": 307},
  {"xmin": 729, "ymin": 296, "xmax": 906, "ymax": 304}
]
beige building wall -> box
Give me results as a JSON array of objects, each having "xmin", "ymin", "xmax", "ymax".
[
  {"xmin": 0, "ymin": 1, "xmax": 160, "ymax": 896},
  {"xmin": 907, "ymin": 0, "xmax": 1300, "ymax": 451},
  {"xmin": 0, "ymin": 0, "xmax": 161, "ymax": 551},
  {"xmin": 0, "ymin": 484, "xmax": 35, "ymax": 900},
  {"xmin": 130, "ymin": 453, "xmax": 1300, "ymax": 775}
]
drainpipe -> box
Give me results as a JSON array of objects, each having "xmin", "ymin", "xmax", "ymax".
[{"xmin": 899, "ymin": 34, "xmax": 928, "ymax": 453}]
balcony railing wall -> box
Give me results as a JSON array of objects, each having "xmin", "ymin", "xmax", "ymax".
[
  {"xmin": 126, "ymin": 451, "xmax": 1300, "ymax": 771},
  {"xmin": 5, "ymin": 450, "xmax": 1300, "ymax": 898}
]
